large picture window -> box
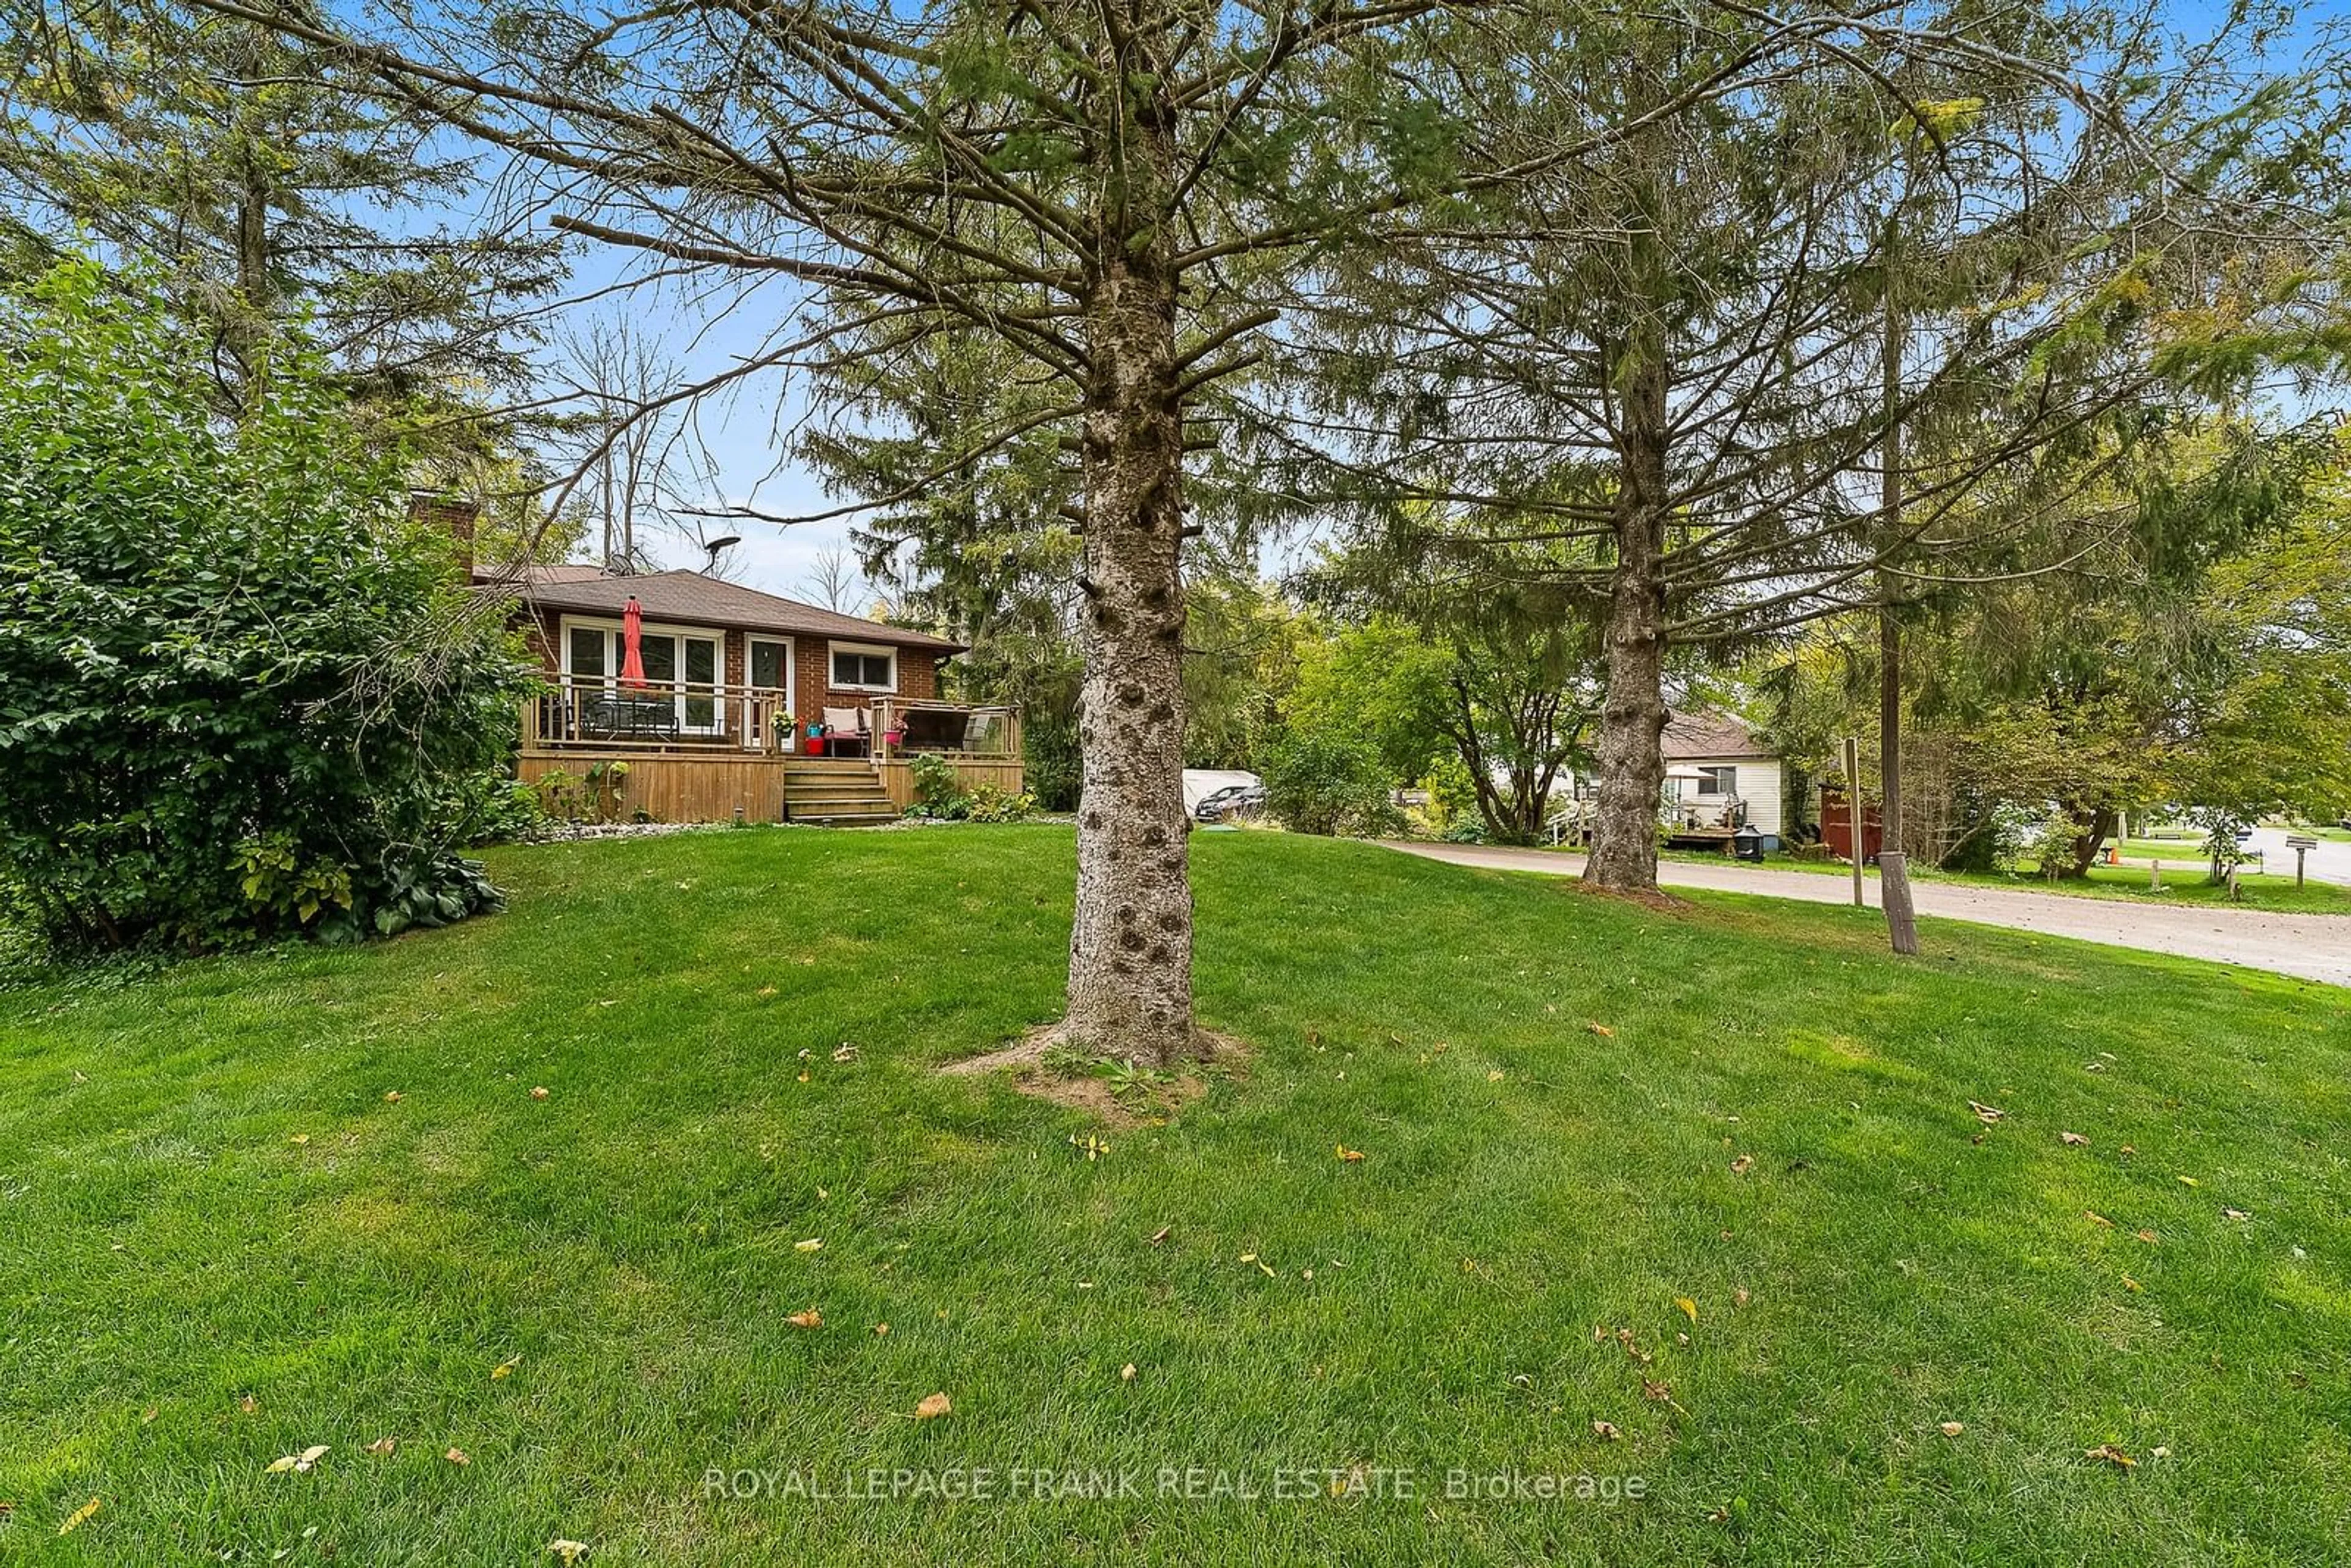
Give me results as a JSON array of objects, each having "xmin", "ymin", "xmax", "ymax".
[
  {"xmin": 829, "ymin": 642, "xmax": 896, "ymax": 692},
  {"xmin": 1696, "ymin": 765, "xmax": 1737, "ymax": 797}
]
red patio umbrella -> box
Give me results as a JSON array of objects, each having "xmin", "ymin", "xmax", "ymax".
[{"xmin": 620, "ymin": 595, "xmax": 647, "ymax": 688}]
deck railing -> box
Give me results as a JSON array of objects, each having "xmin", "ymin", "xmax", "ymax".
[
  {"xmin": 868, "ymin": 697, "xmax": 1022, "ymax": 766},
  {"xmin": 520, "ymin": 678, "xmax": 1022, "ymax": 763},
  {"xmin": 522, "ymin": 676, "xmax": 792, "ymax": 752}
]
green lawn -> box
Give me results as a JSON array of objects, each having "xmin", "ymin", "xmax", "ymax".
[
  {"xmin": 1652, "ymin": 844, "xmax": 2351, "ymax": 914},
  {"xmin": 4, "ymin": 827, "xmax": 2349, "ymax": 1565}
]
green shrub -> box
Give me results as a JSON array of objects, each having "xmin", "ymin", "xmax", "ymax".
[
  {"xmin": 908, "ymin": 752, "xmax": 967, "ymax": 817},
  {"xmin": 0, "ymin": 261, "xmax": 531, "ymax": 951},
  {"xmin": 903, "ymin": 754, "xmax": 1032, "ymax": 823},
  {"xmin": 963, "ymin": 781, "xmax": 1033, "ymax": 823},
  {"xmin": 1261, "ymin": 730, "xmax": 1399, "ymax": 838}
]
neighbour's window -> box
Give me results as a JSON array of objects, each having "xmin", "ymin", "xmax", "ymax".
[
  {"xmin": 1697, "ymin": 765, "xmax": 1737, "ymax": 796},
  {"xmin": 830, "ymin": 645, "xmax": 895, "ymax": 690}
]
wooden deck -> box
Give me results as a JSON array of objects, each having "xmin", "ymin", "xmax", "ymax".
[{"xmin": 517, "ymin": 749, "xmax": 1025, "ymax": 825}]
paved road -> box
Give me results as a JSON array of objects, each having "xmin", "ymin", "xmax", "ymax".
[
  {"xmin": 1382, "ymin": 841, "xmax": 2351, "ymax": 990},
  {"xmin": 2246, "ymin": 826, "xmax": 2351, "ymax": 887}
]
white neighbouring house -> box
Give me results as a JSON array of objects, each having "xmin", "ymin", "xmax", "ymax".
[{"xmin": 1660, "ymin": 710, "xmax": 1788, "ymax": 846}]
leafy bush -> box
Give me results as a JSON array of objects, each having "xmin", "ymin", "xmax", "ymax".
[
  {"xmin": 904, "ymin": 754, "xmax": 1032, "ymax": 823},
  {"xmin": 908, "ymin": 753, "xmax": 967, "ymax": 817},
  {"xmin": 963, "ymin": 781, "xmax": 1034, "ymax": 822},
  {"xmin": 0, "ymin": 261, "xmax": 531, "ymax": 951},
  {"xmin": 1261, "ymin": 730, "xmax": 1399, "ymax": 838}
]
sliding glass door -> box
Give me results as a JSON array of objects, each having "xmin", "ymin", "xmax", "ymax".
[{"xmin": 561, "ymin": 619, "xmax": 725, "ymax": 735}]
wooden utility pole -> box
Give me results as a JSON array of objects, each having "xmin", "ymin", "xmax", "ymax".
[
  {"xmin": 1845, "ymin": 735, "xmax": 1864, "ymax": 909},
  {"xmin": 1877, "ymin": 208, "xmax": 1919, "ymax": 955}
]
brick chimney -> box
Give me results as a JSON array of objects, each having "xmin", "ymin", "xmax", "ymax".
[{"xmin": 408, "ymin": 492, "xmax": 481, "ymax": 576}]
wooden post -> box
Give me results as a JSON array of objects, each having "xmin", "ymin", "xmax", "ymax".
[{"xmin": 1844, "ymin": 736, "xmax": 1864, "ymax": 909}]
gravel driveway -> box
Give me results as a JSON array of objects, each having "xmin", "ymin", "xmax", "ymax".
[{"xmin": 1382, "ymin": 841, "xmax": 2351, "ymax": 990}]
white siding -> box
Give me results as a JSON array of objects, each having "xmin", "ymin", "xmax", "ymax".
[{"xmin": 1683, "ymin": 756, "xmax": 1783, "ymax": 836}]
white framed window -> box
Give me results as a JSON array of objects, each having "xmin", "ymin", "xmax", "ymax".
[
  {"xmin": 828, "ymin": 640, "xmax": 897, "ymax": 693},
  {"xmin": 558, "ymin": 615, "xmax": 725, "ymax": 733},
  {"xmin": 1696, "ymin": 765, "xmax": 1737, "ymax": 796}
]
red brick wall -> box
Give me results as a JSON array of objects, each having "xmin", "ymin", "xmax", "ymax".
[{"xmin": 793, "ymin": 639, "xmax": 939, "ymax": 730}]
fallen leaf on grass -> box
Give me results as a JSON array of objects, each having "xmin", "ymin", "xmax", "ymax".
[
  {"xmin": 1335, "ymin": 1144, "xmax": 1365, "ymax": 1163},
  {"xmin": 913, "ymin": 1392, "xmax": 952, "ymax": 1420},
  {"xmin": 787, "ymin": 1310, "xmax": 822, "ymax": 1330},
  {"xmin": 1730, "ymin": 1155, "xmax": 1754, "ymax": 1174},
  {"xmin": 264, "ymin": 1445, "xmax": 330, "ymax": 1474},
  {"xmin": 238, "ymin": 1394, "xmax": 260, "ymax": 1414},
  {"xmin": 1674, "ymin": 1297, "xmax": 1698, "ymax": 1325},
  {"xmin": 1641, "ymin": 1379, "xmax": 1672, "ymax": 1403},
  {"xmin": 492, "ymin": 1354, "xmax": 523, "ymax": 1381},
  {"xmin": 530, "ymin": 1086, "xmax": 550, "ymax": 1100},
  {"xmin": 444, "ymin": 1447, "xmax": 470, "ymax": 1466},
  {"xmin": 2085, "ymin": 1443, "xmax": 2135, "ymax": 1469},
  {"xmin": 2122, "ymin": 1276, "xmax": 2142, "ymax": 1292},
  {"xmin": 2085, "ymin": 1210, "xmax": 2115, "ymax": 1228},
  {"xmin": 831, "ymin": 1044, "xmax": 860, "ymax": 1063},
  {"xmin": 1940, "ymin": 1422, "xmax": 1965, "ymax": 1437},
  {"xmin": 364, "ymin": 1437, "xmax": 396, "ymax": 1457},
  {"xmin": 1591, "ymin": 1420, "xmax": 1620, "ymax": 1441},
  {"xmin": 1734, "ymin": 1287, "xmax": 1752, "ymax": 1308},
  {"xmin": 1120, "ymin": 1364, "xmax": 1137, "ymax": 1383},
  {"xmin": 1967, "ymin": 1100, "xmax": 2005, "ymax": 1124},
  {"xmin": 1147, "ymin": 1225, "xmax": 1171, "ymax": 1246},
  {"xmin": 2119, "ymin": 1144, "xmax": 2137, "ymax": 1157},
  {"xmin": 1586, "ymin": 1022, "xmax": 1616, "ymax": 1038},
  {"xmin": 2177, "ymin": 1176, "xmax": 2200, "ymax": 1188},
  {"xmin": 289, "ymin": 1134, "xmax": 309, "ymax": 1146},
  {"xmin": 550, "ymin": 1542, "xmax": 590, "ymax": 1565},
  {"xmin": 2222, "ymin": 1207, "xmax": 2251, "ymax": 1221},
  {"xmin": 1487, "ymin": 1070, "xmax": 1505, "ymax": 1082},
  {"xmin": 58, "ymin": 1496, "xmax": 100, "ymax": 1535},
  {"xmin": 2135, "ymin": 1229, "xmax": 2158, "ymax": 1244},
  {"xmin": 383, "ymin": 1090, "xmax": 402, "ymax": 1103},
  {"xmin": 873, "ymin": 1323, "xmax": 888, "ymax": 1337},
  {"xmin": 795, "ymin": 1239, "xmax": 823, "ymax": 1253},
  {"xmin": 2060, "ymin": 1131, "xmax": 2089, "ymax": 1147}
]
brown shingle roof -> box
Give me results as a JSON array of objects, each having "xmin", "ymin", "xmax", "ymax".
[
  {"xmin": 1662, "ymin": 710, "xmax": 1774, "ymax": 760},
  {"xmin": 475, "ymin": 568, "xmax": 964, "ymax": 653}
]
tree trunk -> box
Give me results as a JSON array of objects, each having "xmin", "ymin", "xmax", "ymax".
[
  {"xmin": 1065, "ymin": 95, "xmax": 1194, "ymax": 1067},
  {"xmin": 1584, "ymin": 344, "xmax": 1671, "ymax": 893},
  {"xmin": 2064, "ymin": 804, "xmax": 2117, "ymax": 878}
]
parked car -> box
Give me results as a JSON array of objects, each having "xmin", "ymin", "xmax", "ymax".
[{"xmin": 1196, "ymin": 784, "xmax": 1266, "ymax": 824}]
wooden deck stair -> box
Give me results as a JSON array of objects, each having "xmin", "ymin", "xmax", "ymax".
[{"xmin": 781, "ymin": 756, "xmax": 899, "ymax": 826}]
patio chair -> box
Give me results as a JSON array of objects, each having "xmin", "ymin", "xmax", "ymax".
[{"xmin": 820, "ymin": 705, "xmax": 871, "ymax": 757}]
